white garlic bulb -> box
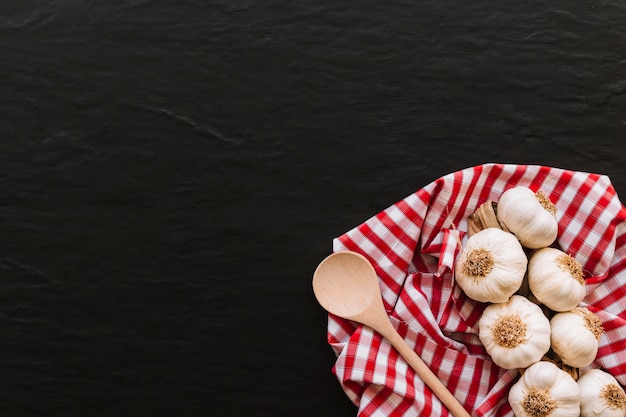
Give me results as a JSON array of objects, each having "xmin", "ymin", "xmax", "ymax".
[
  {"xmin": 455, "ymin": 227, "xmax": 527, "ymax": 303},
  {"xmin": 478, "ymin": 295, "xmax": 551, "ymax": 369},
  {"xmin": 509, "ymin": 361, "xmax": 580, "ymax": 417},
  {"xmin": 578, "ymin": 369, "xmax": 626, "ymax": 417},
  {"xmin": 528, "ymin": 247, "xmax": 586, "ymax": 312},
  {"xmin": 550, "ymin": 308, "xmax": 604, "ymax": 368},
  {"xmin": 496, "ymin": 187, "xmax": 558, "ymax": 249}
]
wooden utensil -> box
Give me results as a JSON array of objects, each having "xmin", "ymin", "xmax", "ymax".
[{"xmin": 313, "ymin": 251, "xmax": 471, "ymax": 417}]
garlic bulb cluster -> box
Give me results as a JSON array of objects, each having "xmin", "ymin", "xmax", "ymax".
[
  {"xmin": 455, "ymin": 228, "xmax": 527, "ymax": 303},
  {"xmin": 578, "ymin": 369, "xmax": 626, "ymax": 417},
  {"xmin": 496, "ymin": 187, "xmax": 558, "ymax": 249},
  {"xmin": 509, "ymin": 361, "xmax": 580, "ymax": 417},
  {"xmin": 478, "ymin": 295, "xmax": 550, "ymax": 369},
  {"xmin": 455, "ymin": 186, "xmax": 622, "ymax": 416}
]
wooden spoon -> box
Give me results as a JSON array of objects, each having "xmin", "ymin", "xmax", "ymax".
[{"xmin": 313, "ymin": 251, "xmax": 471, "ymax": 417}]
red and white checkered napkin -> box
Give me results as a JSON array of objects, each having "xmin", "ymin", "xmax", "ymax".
[{"xmin": 326, "ymin": 163, "xmax": 626, "ymax": 417}]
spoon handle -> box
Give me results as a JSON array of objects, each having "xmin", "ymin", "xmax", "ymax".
[{"xmin": 377, "ymin": 322, "xmax": 471, "ymax": 417}]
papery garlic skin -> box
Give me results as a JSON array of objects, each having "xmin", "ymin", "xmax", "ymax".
[
  {"xmin": 550, "ymin": 308, "xmax": 604, "ymax": 368},
  {"xmin": 528, "ymin": 247, "xmax": 586, "ymax": 312},
  {"xmin": 455, "ymin": 227, "xmax": 527, "ymax": 303},
  {"xmin": 578, "ymin": 369, "xmax": 626, "ymax": 417},
  {"xmin": 509, "ymin": 361, "xmax": 580, "ymax": 417},
  {"xmin": 496, "ymin": 187, "xmax": 558, "ymax": 249},
  {"xmin": 478, "ymin": 295, "xmax": 550, "ymax": 369}
]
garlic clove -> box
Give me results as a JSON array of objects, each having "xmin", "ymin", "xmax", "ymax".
[
  {"xmin": 467, "ymin": 200, "xmax": 507, "ymax": 236},
  {"xmin": 578, "ymin": 369, "xmax": 626, "ymax": 417},
  {"xmin": 528, "ymin": 248, "xmax": 586, "ymax": 312},
  {"xmin": 550, "ymin": 308, "xmax": 604, "ymax": 368},
  {"xmin": 496, "ymin": 187, "xmax": 558, "ymax": 249},
  {"xmin": 455, "ymin": 227, "xmax": 527, "ymax": 303}
]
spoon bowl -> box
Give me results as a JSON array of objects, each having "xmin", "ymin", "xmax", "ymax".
[
  {"xmin": 312, "ymin": 251, "xmax": 379, "ymax": 319},
  {"xmin": 313, "ymin": 251, "xmax": 471, "ymax": 417}
]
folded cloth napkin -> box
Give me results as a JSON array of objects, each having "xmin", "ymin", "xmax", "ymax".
[{"xmin": 326, "ymin": 163, "xmax": 626, "ymax": 417}]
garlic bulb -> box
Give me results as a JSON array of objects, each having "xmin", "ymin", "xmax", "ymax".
[
  {"xmin": 528, "ymin": 247, "xmax": 586, "ymax": 312},
  {"xmin": 578, "ymin": 369, "xmax": 626, "ymax": 417},
  {"xmin": 496, "ymin": 187, "xmax": 558, "ymax": 249},
  {"xmin": 509, "ymin": 361, "xmax": 580, "ymax": 417},
  {"xmin": 455, "ymin": 227, "xmax": 527, "ymax": 303},
  {"xmin": 478, "ymin": 295, "xmax": 551, "ymax": 369},
  {"xmin": 550, "ymin": 308, "xmax": 604, "ymax": 368}
]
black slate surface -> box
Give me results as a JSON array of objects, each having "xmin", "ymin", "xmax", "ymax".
[{"xmin": 0, "ymin": 1, "xmax": 625, "ymax": 416}]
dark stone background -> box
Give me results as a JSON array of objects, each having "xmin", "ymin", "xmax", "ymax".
[{"xmin": 0, "ymin": 1, "xmax": 624, "ymax": 416}]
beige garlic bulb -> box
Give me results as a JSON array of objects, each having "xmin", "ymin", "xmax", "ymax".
[
  {"xmin": 478, "ymin": 295, "xmax": 551, "ymax": 369},
  {"xmin": 455, "ymin": 227, "xmax": 527, "ymax": 303},
  {"xmin": 578, "ymin": 369, "xmax": 626, "ymax": 417},
  {"xmin": 509, "ymin": 361, "xmax": 580, "ymax": 417},
  {"xmin": 550, "ymin": 308, "xmax": 604, "ymax": 368},
  {"xmin": 528, "ymin": 247, "xmax": 586, "ymax": 312},
  {"xmin": 496, "ymin": 187, "xmax": 558, "ymax": 249}
]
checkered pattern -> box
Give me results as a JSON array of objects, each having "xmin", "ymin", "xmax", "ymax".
[{"xmin": 325, "ymin": 163, "xmax": 626, "ymax": 416}]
